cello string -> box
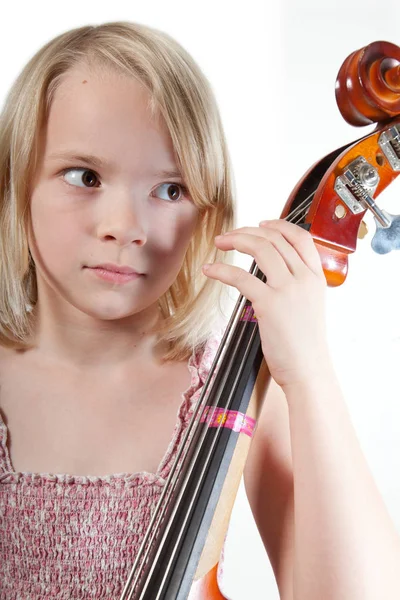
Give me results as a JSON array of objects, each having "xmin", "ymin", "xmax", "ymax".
[
  {"xmin": 121, "ymin": 195, "xmax": 315, "ymax": 599},
  {"xmin": 282, "ymin": 192, "xmax": 315, "ymax": 222},
  {"xmin": 146, "ymin": 321, "xmax": 260, "ymax": 600},
  {"xmin": 122, "ymin": 273, "xmax": 254, "ymax": 598},
  {"xmin": 120, "ymin": 193, "xmax": 315, "ymax": 599},
  {"xmin": 119, "ymin": 276, "xmax": 250, "ymax": 598}
]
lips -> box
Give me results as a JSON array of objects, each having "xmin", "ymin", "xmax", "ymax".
[{"xmin": 88, "ymin": 263, "xmax": 142, "ymax": 275}]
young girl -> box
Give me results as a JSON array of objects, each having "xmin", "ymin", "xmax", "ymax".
[{"xmin": 0, "ymin": 20, "xmax": 399, "ymax": 600}]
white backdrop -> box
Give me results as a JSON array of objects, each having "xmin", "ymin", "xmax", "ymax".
[{"xmin": 0, "ymin": 1, "xmax": 399, "ymax": 598}]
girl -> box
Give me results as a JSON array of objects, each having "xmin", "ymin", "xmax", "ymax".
[{"xmin": 0, "ymin": 20, "xmax": 399, "ymax": 600}]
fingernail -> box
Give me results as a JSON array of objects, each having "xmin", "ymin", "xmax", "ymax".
[{"xmin": 259, "ymin": 220, "xmax": 269, "ymax": 226}]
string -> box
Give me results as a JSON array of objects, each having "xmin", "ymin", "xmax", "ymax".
[
  {"xmin": 120, "ymin": 267, "xmax": 252, "ymax": 599},
  {"xmin": 119, "ymin": 192, "xmax": 315, "ymax": 599},
  {"xmin": 119, "ymin": 192, "xmax": 316, "ymax": 599}
]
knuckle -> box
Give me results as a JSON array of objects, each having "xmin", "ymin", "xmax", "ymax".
[
  {"xmin": 254, "ymin": 236, "xmax": 269, "ymax": 251},
  {"xmin": 298, "ymin": 228, "xmax": 313, "ymax": 242},
  {"xmin": 235, "ymin": 268, "xmax": 247, "ymax": 285},
  {"xmin": 261, "ymin": 226, "xmax": 281, "ymax": 241}
]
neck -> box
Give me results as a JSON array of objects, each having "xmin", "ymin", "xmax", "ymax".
[{"xmin": 27, "ymin": 300, "xmax": 167, "ymax": 372}]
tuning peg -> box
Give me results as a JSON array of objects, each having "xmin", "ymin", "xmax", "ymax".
[
  {"xmin": 357, "ymin": 220, "xmax": 369, "ymax": 239},
  {"xmin": 371, "ymin": 210, "xmax": 400, "ymax": 254},
  {"xmin": 334, "ymin": 157, "xmax": 400, "ymax": 254}
]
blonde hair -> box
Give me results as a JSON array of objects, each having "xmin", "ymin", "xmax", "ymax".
[{"xmin": 0, "ymin": 21, "xmax": 237, "ymax": 361}]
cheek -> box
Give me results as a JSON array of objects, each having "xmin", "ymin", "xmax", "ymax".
[
  {"xmin": 29, "ymin": 192, "xmax": 82, "ymax": 269},
  {"xmin": 150, "ymin": 209, "xmax": 198, "ymax": 267}
]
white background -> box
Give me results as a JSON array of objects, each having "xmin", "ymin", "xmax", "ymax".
[{"xmin": 0, "ymin": 1, "xmax": 399, "ymax": 598}]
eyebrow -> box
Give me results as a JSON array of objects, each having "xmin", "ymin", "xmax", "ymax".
[{"xmin": 47, "ymin": 151, "xmax": 183, "ymax": 178}]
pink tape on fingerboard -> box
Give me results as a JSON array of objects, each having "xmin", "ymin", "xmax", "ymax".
[
  {"xmin": 239, "ymin": 304, "xmax": 258, "ymax": 323},
  {"xmin": 200, "ymin": 406, "xmax": 256, "ymax": 438}
]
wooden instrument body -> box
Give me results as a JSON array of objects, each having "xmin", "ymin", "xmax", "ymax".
[
  {"xmin": 187, "ymin": 358, "xmax": 271, "ymax": 600},
  {"xmin": 189, "ymin": 565, "xmax": 226, "ymax": 599},
  {"xmin": 283, "ymin": 122, "xmax": 400, "ymax": 287},
  {"xmin": 167, "ymin": 40, "xmax": 400, "ymax": 600}
]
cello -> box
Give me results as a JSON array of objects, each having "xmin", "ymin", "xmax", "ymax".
[{"xmin": 118, "ymin": 40, "xmax": 400, "ymax": 599}]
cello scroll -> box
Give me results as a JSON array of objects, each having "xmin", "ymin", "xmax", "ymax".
[{"xmin": 282, "ymin": 41, "xmax": 400, "ymax": 285}]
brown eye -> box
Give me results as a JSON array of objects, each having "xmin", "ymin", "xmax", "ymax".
[
  {"xmin": 155, "ymin": 182, "xmax": 187, "ymax": 203},
  {"xmin": 62, "ymin": 168, "xmax": 100, "ymax": 188}
]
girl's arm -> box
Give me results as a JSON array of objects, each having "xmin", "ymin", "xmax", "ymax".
[
  {"xmin": 206, "ymin": 219, "xmax": 400, "ymax": 598},
  {"xmin": 244, "ymin": 365, "xmax": 400, "ymax": 600}
]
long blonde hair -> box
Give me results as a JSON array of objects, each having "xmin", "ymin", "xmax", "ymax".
[{"xmin": 0, "ymin": 21, "xmax": 237, "ymax": 361}]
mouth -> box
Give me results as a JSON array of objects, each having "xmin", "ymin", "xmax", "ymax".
[
  {"xmin": 88, "ymin": 263, "xmax": 142, "ymax": 275},
  {"xmin": 85, "ymin": 263, "xmax": 143, "ymax": 284}
]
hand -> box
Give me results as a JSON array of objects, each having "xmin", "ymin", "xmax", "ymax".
[{"xmin": 202, "ymin": 219, "xmax": 333, "ymax": 389}]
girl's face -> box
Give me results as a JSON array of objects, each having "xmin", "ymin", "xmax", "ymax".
[{"xmin": 29, "ymin": 64, "xmax": 199, "ymax": 323}]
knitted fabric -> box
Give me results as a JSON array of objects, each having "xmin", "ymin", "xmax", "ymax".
[{"xmin": 0, "ymin": 332, "xmax": 224, "ymax": 599}]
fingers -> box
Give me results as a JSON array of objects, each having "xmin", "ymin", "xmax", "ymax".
[
  {"xmin": 202, "ymin": 261, "xmax": 267, "ymax": 306},
  {"xmin": 202, "ymin": 220, "xmax": 325, "ymax": 300},
  {"xmin": 259, "ymin": 220, "xmax": 325, "ymax": 278},
  {"xmin": 214, "ymin": 232, "xmax": 292, "ymax": 287},
  {"xmin": 214, "ymin": 220, "xmax": 323, "ymax": 286}
]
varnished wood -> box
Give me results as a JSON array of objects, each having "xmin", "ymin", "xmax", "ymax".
[
  {"xmin": 193, "ymin": 358, "xmax": 270, "ymax": 581},
  {"xmin": 335, "ymin": 41, "xmax": 400, "ymax": 125},
  {"xmin": 279, "ymin": 118, "xmax": 400, "ymax": 287},
  {"xmin": 308, "ymin": 121, "xmax": 400, "ymax": 286},
  {"xmin": 156, "ymin": 40, "xmax": 400, "ymax": 599},
  {"xmin": 189, "ymin": 564, "xmax": 227, "ymax": 599}
]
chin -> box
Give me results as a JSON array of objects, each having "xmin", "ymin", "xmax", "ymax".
[
  {"xmin": 69, "ymin": 296, "xmax": 145, "ymax": 322},
  {"xmin": 88, "ymin": 305, "xmax": 143, "ymax": 322}
]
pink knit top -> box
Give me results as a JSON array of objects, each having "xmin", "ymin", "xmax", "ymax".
[{"xmin": 0, "ymin": 331, "xmax": 224, "ymax": 599}]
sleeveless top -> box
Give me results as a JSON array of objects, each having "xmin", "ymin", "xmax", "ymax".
[{"xmin": 0, "ymin": 331, "xmax": 226, "ymax": 599}]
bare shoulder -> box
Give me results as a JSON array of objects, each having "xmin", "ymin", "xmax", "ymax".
[
  {"xmin": 0, "ymin": 343, "xmax": 18, "ymax": 369},
  {"xmin": 0, "ymin": 344, "xmax": 12, "ymax": 411},
  {"xmin": 0, "ymin": 344, "xmax": 26, "ymax": 407},
  {"xmin": 0, "ymin": 344, "xmax": 11, "ymax": 375},
  {"xmin": 244, "ymin": 377, "xmax": 294, "ymax": 600}
]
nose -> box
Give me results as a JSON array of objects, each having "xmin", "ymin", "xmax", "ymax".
[{"xmin": 97, "ymin": 193, "xmax": 147, "ymax": 247}]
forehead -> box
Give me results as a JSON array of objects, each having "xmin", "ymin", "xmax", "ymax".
[{"xmin": 42, "ymin": 64, "xmax": 176, "ymax": 171}]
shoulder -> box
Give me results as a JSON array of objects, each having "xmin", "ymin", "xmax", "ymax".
[
  {"xmin": 0, "ymin": 344, "xmax": 28, "ymax": 411},
  {"xmin": 244, "ymin": 377, "xmax": 294, "ymax": 599},
  {"xmin": 0, "ymin": 345, "xmax": 9, "ymax": 403},
  {"xmin": 0, "ymin": 343, "xmax": 18, "ymax": 365},
  {"xmin": 195, "ymin": 326, "xmax": 225, "ymax": 379},
  {"xmin": 0, "ymin": 343, "xmax": 20, "ymax": 376}
]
